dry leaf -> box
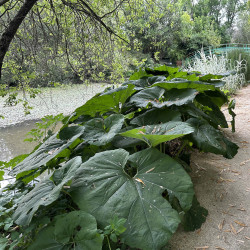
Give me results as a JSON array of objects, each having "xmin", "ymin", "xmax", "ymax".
[
  {"xmin": 240, "ymin": 159, "xmax": 250, "ymax": 166},
  {"xmin": 135, "ymin": 178, "xmax": 145, "ymax": 186},
  {"xmin": 231, "ymin": 170, "xmax": 241, "ymax": 174},
  {"xmin": 237, "ymin": 208, "xmax": 246, "ymax": 211},
  {"xmin": 236, "ymin": 240, "xmax": 244, "ymax": 243},
  {"xmin": 218, "ymin": 177, "xmax": 235, "ymax": 183},
  {"xmin": 222, "ymin": 211, "xmax": 234, "ymax": 216},
  {"xmin": 230, "ymin": 224, "xmax": 237, "ymax": 235},
  {"xmin": 240, "ymin": 141, "xmax": 248, "ymax": 144},
  {"xmin": 146, "ymin": 167, "xmax": 155, "ymax": 173},
  {"xmin": 245, "ymin": 236, "xmax": 250, "ymax": 240},
  {"xmin": 234, "ymin": 220, "xmax": 247, "ymax": 227},
  {"xmin": 237, "ymin": 227, "xmax": 244, "ymax": 234},
  {"xmin": 218, "ymin": 219, "xmax": 225, "ymax": 230}
]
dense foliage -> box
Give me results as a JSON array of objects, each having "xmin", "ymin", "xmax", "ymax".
[
  {"xmin": 0, "ymin": 65, "xmax": 238, "ymax": 249},
  {"xmin": 0, "ymin": 0, "xmax": 248, "ymax": 87}
]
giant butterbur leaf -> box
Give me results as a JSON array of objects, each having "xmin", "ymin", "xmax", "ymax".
[
  {"xmin": 70, "ymin": 148, "xmax": 194, "ymax": 250},
  {"xmin": 129, "ymin": 68, "xmax": 153, "ymax": 80},
  {"xmin": 82, "ymin": 114, "xmax": 124, "ymax": 146},
  {"xmin": 131, "ymin": 108, "xmax": 181, "ymax": 126},
  {"xmin": 70, "ymin": 84, "xmax": 136, "ymax": 121},
  {"xmin": 13, "ymin": 157, "xmax": 82, "ymax": 226},
  {"xmin": 182, "ymin": 196, "xmax": 208, "ymax": 231},
  {"xmin": 186, "ymin": 118, "xmax": 238, "ymax": 159},
  {"xmin": 130, "ymin": 87, "xmax": 198, "ymax": 109},
  {"xmin": 120, "ymin": 121, "xmax": 194, "ymax": 147},
  {"xmin": 153, "ymin": 80, "xmax": 217, "ymax": 91},
  {"xmin": 129, "ymin": 86, "xmax": 165, "ymax": 108},
  {"xmin": 124, "ymin": 75, "xmax": 167, "ymax": 90},
  {"xmin": 195, "ymin": 93, "xmax": 228, "ymax": 128},
  {"xmin": 28, "ymin": 211, "xmax": 103, "ymax": 250},
  {"xmin": 11, "ymin": 128, "xmax": 84, "ymax": 175}
]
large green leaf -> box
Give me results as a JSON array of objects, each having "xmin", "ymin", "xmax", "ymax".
[
  {"xmin": 129, "ymin": 86, "xmax": 165, "ymax": 108},
  {"xmin": 159, "ymin": 88, "xmax": 198, "ymax": 108},
  {"xmin": 120, "ymin": 121, "xmax": 194, "ymax": 147},
  {"xmin": 186, "ymin": 118, "xmax": 238, "ymax": 159},
  {"xmin": 70, "ymin": 148, "xmax": 194, "ymax": 250},
  {"xmin": 131, "ymin": 108, "xmax": 181, "ymax": 126},
  {"xmin": 28, "ymin": 211, "xmax": 103, "ymax": 250},
  {"xmin": 199, "ymin": 73, "xmax": 224, "ymax": 81},
  {"xmin": 202, "ymin": 90, "xmax": 228, "ymax": 108},
  {"xmin": 129, "ymin": 68, "xmax": 153, "ymax": 80},
  {"xmin": 123, "ymin": 76, "xmax": 166, "ymax": 89},
  {"xmin": 82, "ymin": 114, "xmax": 124, "ymax": 146},
  {"xmin": 153, "ymin": 79, "xmax": 217, "ymax": 91},
  {"xmin": 70, "ymin": 85, "xmax": 136, "ymax": 121},
  {"xmin": 129, "ymin": 87, "xmax": 197, "ymax": 109},
  {"xmin": 195, "ymin": 93, "xmax": 228, "ymax": 128},
  {"xmin": 58, "ymin": 125, "xmax": 85, "ymax": 140},
  {"xmin": 0, "ymin": 237, "xmax": 8, "ymax": 250},
  {"xmin": 182, "ymin": 196, "xmax": 208, "ymax": 231},
  {"xmin": 13, "ymin": 157, "xmax": 82, "ymax": 226},
  {"xmin": 11, "ymin": 129, "xmax": 84, "ymax": 175},
  {"xmin": 145, "ymin": 65, "xmax": 179, "ymax": 78}
]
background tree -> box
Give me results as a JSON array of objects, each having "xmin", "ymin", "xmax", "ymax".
[{"xmin": 0, "ymin": 0, "xmax": 129, "ymax": 84}]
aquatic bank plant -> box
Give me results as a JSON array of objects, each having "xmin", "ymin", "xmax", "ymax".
[{"xmin": 0, "ymin": 65, "xmax": 238, "ymax": 249}]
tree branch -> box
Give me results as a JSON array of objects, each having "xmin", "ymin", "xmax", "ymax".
[
  {"xmin": 101, "ymin": 0, "xmax": 127, "ymax": 19},
  {"xmin": 0, "ymin": 0, "xmax": 38, "ymax": 79},
  {"xmin": 61, "ymin": 0, "xmax": 128, "ymax": 43},
  {"xmin": 0, "ymin": 0, "xmax": 11, "ymax": 7}
]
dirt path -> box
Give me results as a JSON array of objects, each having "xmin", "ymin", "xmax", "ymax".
[{"xmin": 169, "ymin": 85, "xmax": 250, "ymax": 249}]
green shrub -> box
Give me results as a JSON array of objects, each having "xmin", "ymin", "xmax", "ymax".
[{"xmin": 0, "ymin": 65, "xmax": 238, "ymax": 249}]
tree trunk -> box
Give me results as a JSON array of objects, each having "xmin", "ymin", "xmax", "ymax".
[{"xmin": 0, "ymin": 0, "xmax": 38, "ymax": 80}]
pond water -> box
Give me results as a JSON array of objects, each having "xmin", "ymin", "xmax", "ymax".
[
  {"xmin": 0, "ymin": 120, "xmax": 39, "ymax": 162},
  {"xmin": 0, "ymin": 121, "xmax": 41, "ymax": 188}
]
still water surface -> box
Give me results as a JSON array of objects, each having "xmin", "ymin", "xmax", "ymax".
[{"xmin": 0, "ymin": 120, "xmax": 39, "ymax": 162}]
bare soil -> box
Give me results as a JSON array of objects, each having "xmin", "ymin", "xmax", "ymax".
[{"xmin": 169, "ymin": 85, "xmax": 250, "ymax": 249}]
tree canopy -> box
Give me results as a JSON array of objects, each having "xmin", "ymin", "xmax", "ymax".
[{"xmin": 0, "ymin": 0, "xmax": 248, "ymax": 86}]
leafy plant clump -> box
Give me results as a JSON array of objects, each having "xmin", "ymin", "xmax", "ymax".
[{"xmin": 0, "ymin": 65, "xmax": 238, "ymax": 249}]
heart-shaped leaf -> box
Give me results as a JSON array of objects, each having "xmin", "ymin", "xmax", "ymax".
[
  {"xmin": 186, "ymin": 118, "xmax": 238, "ymax": 159},
  {"xmin": 120, "ymin": 121, "xmax": 194, "ymax": 147},
  {"xmin": 131, "ymin": 108, "xmax": 181, "ymax": 126},
  {"xmin": 11, "ymin": 129, "xmax": 84, "ymax": 175},
  {"xmin": 153, "ymin": 80, "xmax": 217, "ymax": 91},
  {"xmin": 70, "ymin": 148, "xmax": 194, "ymax": 250},
  {"xmin": 195, "ymin": 93, "xmax": 228, "ymax": 128},
  {"xmin": 82, "ymin": 114, "xmax": 124, "ymax": 146},
  {"xmin": 129, "ymin": 86, "xmax": 165, "ymax": 108},
  {"xmin": 71, "ymin": 84, "xmax": 136, "ymax": 121},
  {"xmin": 130, "ymin": 87, "xmax": 198, "ymax": 109},
  {"xmin": 13, "ymin": 157, "xmax": 82, "ymax": 226},
  {"xmin": 28, "ymin": 211, "xmax": 103, "ymax": 250}
]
